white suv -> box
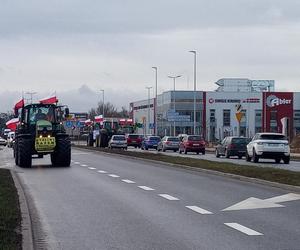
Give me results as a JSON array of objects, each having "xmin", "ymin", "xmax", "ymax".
[{"xmin": 246, "ymin": 133, "xmax": 290, "ymax": 164}]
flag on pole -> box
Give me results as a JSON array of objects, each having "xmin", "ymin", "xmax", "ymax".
[
  {"xmin": 95, "ymin": 115, "xmax": 104, "ymax": 123},
  {"xmin": 6, "ymin": 118, "xmax": 19, "ymax": 131},
  {"xmin": 39, "ymin": 92, "xmax": 58, "ymax": 104}
]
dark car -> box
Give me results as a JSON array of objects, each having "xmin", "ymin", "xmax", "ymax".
[
  {"xmin": 215, "ymin": 136, "xmax": 250, "ymax": 159},
  {"xmin": 179, "ymin": 135, "xmax": 205, "ymax": 155},
  {"xmin": 141, "ymin": 136, "xmax": 161, "ymax": 150},
  {"xmin": 126, "ymin": 134, "xmax": 142, "ymax": 148}
]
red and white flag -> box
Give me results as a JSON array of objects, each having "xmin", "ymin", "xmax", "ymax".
[
  {"xmin": 94, "ymin": 115, "xmax": 104, "ymax": 123},
  {"xmin": 6, "ymin": 118, "xmax": 19, "ymax": 131},
  {"xmin": 14, "ymin": 98, "xmax": 24, "ymax": 112},
  {"xmin": 39, "ymin": 93, "xmax": 58, "ymax": 104}
]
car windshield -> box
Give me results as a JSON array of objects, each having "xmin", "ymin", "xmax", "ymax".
[
  {"xmin": 188, "ymin": 136, "xmax": 202, "ymax": 141},
  {"xmin": 149, "ymin": 136, "xmax": 160, "ymax": 141},
  {"xmin": 113, "ymin": 136, "xmax": 125, "ymax": 141},
  {"xmin": 231, "ymin": 138, "xmax": 249, "ymax": 144},
  {"xmin": 167, "ymin": 137, "xmax": 179, "ymax": 141},
  {"xmin": 259, "ymin": 134, "xmax": 287, "ymax": 140},
  {"xmin": 128, "ymin": 134, "xmax": 139, "ymax": 139}
]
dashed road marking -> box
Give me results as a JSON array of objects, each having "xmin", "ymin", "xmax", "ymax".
[
  {"xmin": 138, "ymin": 186, "xmax": 155, "ymax": 191},
  {"xmin": 122, "ymin": 179, "xmax": 136, "ymax": 184},
  {"xmin": 81, "ymin": 164, "xmax": 88, "ymax": 167},
  {"xmin": 74, "ymin": 162, "xmax": 80, "ymax": 165},
  {"xmin": 186, "ymin": 206, "xmax": 213, "ymax": 215},
  {"xmin": 88, "ymin": 167, "xmax": 96, "ymax": 170},
  {"xmin": 108, "ymin": 174, "xmax": 120, "ymax": 178},
  {"xmin": 97, "ymin": 170, "xmax": 107, "ymax": 173},
  {"xmin": 158, "ymin": 194, "xmax": 179, "ymax": 201},
  {"xmin": 224, "ymin": 223, "xmax": 263, "ymax": 236}
]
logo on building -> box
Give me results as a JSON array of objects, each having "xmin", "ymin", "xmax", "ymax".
[
  {"xmin": 209, "ymin": 98, "xmax": 214, "ymax": 104},
  {"xmin": 266, "ymin": 95, "xmax": 292, "ymax": 108}
]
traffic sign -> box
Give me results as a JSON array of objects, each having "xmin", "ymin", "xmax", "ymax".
[{"xmin": 66, "ymin": 121, "xmax": 73, "ymax": 128}]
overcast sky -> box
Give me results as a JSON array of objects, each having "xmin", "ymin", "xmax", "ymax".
[{"xmin": 1, "ymin": 0, "xmax": 300, "ymax": 112}]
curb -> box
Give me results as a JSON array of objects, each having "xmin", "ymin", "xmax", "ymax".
[
  {"xmin": 11, "ymin": 170, "xmax": 34, "ymax": 250},
  {"xmin": 73, "ymin": 146, "xmax": 300, "ymax": 193}
]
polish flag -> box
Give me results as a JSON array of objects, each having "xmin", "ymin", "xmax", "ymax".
[
  {"xmin": 84, "ymin": 119, "xmax": 93, "ymax": 126},
  {"xmin": 95, "ymin": 115, "xmax": 104, "ymax": 123},
  {"xmin": 6, "ymin": 118, "xmax": 19, "ymax": 131},
  {"xmin": 39, "ymin": 93, "xmax": 58, "ymax": 104},
  {"xmin": 14, "ymin": 98, "xmax": 24, "ymax": 112}
]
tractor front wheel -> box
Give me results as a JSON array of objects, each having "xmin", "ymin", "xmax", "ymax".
[
  {"xmin": 51, "ymin": 137, "xmax": 71, "ymax": 167},
  {"xmin": 18, "ymin": 138, "xmax": 32, "ymax": 168}
]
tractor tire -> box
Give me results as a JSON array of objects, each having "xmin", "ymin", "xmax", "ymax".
[
  {"xmin": 14, "ymin": 142, "xmax": 19, "ymax": 166},
  {"xmin": 18, "ymin": 138, "xmax": 32, "ymax": 168},
  {"xmin": 51, "ymin": 137, "xmax": 71, "ymax": 167}
]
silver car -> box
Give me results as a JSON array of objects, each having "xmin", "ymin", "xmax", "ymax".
[
  {"xmin": 108, "ymin": 135, "xmax": 127, "ymax": 150},
  {"xmin": 0, "ymin": 136, "xmax": 7, "ymax": 146},
  {"xmin": 157, "ymin": 136, "xmax": 180, "ymax": 152}
]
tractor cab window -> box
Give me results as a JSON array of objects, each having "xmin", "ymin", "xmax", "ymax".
[{"xmin": 28, "ymin": 106, "xmax": 56, "ymax": 124}]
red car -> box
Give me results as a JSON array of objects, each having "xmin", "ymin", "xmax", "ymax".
[
  {"xmin": 179, "ymin": 135, "xmax": 206, "ymax": 155},
  {"xmin": 126, "ymin": 134, "xmax": 142, "ymax": 148}
]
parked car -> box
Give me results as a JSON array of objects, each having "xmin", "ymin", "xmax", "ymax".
[
  {"xmin": 179, "ymin": 135, "xmax": 205, "ymax": 155},
  {"xmin": 108, "ymin": 135, "xmax": 127, "ymax": 150},
  {"xmin": 0, "ymin": 136, "xmax": 7, "ymax": 146},
  {"xmin": 3, "ymin": 129, "xmax": 11, "ymax": 139},
  {"xmin": 141, "ymin": 136, "xmax": 161, "ymax": 150},
  {"xmin": 215, "ymin": 136, "xmax": 250, "ymax": 159},
  {"xmin": 7, "ymin": 132, "xmax": 15, "ymax": 148},
  {"xmin": 126, "ymin": 134, "xmax": 142, "ymax": 148},
  {"xmin": 246, "ymin": 133, "xmax": 290, "ymax": 164},
  {"xmin": 157, "ymin": 136, "xmax": 180, "ymax": 152}
]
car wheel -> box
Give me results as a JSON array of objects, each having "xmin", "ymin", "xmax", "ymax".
[
  {"xmin": 275, "ymin": 158, "xmax": 281, "ymax": 163},
  {"xmin": 202, "ymin": 150, "xmax": 205, "ymax": 155},
  {"xmin": 252, "ymin": 148, "xmax": 259, "ymax": 163},
  {"xmin": 215, "ymin": 149, "xmax": 220, "ymax": 158},
  {"xmin": 173, "ymin": 149, "xmax": 177, "ymax": 152},
  {"xmin": 245, "ymin": 151, "xmax": 251, "ymax": 162},
  {"xmin": 283, "ymin": 156, "xmax": 290, "ymax": 164},
  {"xmin": 225, "ymin": 149, "xmax": 230, "ymax": 159},
  {"xmin": 179, "ymin": 149, "xmax": 182, "ymax": 154},
  {"xmin": 196, "ymin": 151, "xmax": 199, "ymax": 155},
  {"xmin": 238, "ymin": 155, "xmax": 242, "ymax": 159}
]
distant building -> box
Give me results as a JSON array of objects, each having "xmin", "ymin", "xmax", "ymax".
[{"xmin": 215, "ymin": 78, "xmax": 275, "ymax": 92}]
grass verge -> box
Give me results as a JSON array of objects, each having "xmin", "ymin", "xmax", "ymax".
[
  {"xmin": 74, "ymin": 145, "xmax": 300, "ymax": 187},
  {"xmin": 0, "ymin": 169, "xmax": 22, "ymax": 250}
]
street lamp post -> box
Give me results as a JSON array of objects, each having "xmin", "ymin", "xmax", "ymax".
[
  {"xmin": 100, "ymin": 89, "xmax": 104, "ymax": 118},
  {"xmin": 189, "ymin": 50, "xmax": 197, "ymax": 135},
  {"xmin": 25, "ymin": 91, "xmax": 37, "ymax": 104},
  {"xmin": 146, "ymin": 86, "xmax": 153, "ymax": 135},
  {"xmin": 168, "ymin": 75, "xmax": 181, "ymax": 136},
  {"xmin": 152, "ymin": 67, "xmax": 158, "ymax": 136}
]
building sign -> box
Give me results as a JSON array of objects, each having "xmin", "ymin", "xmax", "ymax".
[
  {"xmin": 208, "ymin": 98, "xmax": 260, "ymax": 104},
  {"xmin": 266, "ymin": 95, "xmax": 292, "ymax": 108}
]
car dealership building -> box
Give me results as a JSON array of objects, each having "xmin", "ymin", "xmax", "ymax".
[{"xmin": 130, "ymin": 79, "xmax": 300, "ymax": 141}]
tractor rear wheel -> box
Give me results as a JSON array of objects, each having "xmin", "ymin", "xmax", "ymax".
[
  {"xmin": 51, "ymin": 137, "xmax": 71, "ymax": 167},
  {"xmin": 18, "ymin": 138, "xmax": 32, "ymax": 168}
]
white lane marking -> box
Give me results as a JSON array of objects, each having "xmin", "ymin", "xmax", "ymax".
[
  {"xmin": 138, "ymin": 186, "xmax": 155, "ymax": 191},
  {"xmin": 224, "ymin": 223, "xmax": 263, "ymax": 236},
  {"xmin": 158, "ymin": 194, "xmax": 179, "ymax": 201},
  {"xmin": 97, "ymin": 170, "xmax": 107, "ymax": 173},
  {"xmin": 81, "ymin": 164, "xmax": 88, "ymax": 167},
  {"xmin": 108, "ymin": 174, "xmax": 120, "ymax": 178},
  {"xmin": 264, "ymin": 193, "xmax": 300, "ymax": 203},
  {"xmin": 122, "ymin": 179, "xmax": 136, "ymax": 184},
  {"xmin": 73, "ymin": 162, "xmax": 80, "ymax": 165},
  {"xmin": 186, "ymin": 206, "xmax": 213, "ymax": 215},
  {"xmin": 88, "ymin": 167, "xmax": 96, "ymax": 170}
]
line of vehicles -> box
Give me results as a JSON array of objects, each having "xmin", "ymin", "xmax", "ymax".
[{"xmin": 105, "ymin": 132, "xmax": 291, "ymax": 164}]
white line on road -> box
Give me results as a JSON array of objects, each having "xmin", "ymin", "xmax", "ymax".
[
  {"xmin": 97, "ymin": 170, "xmax": 107, "ymax": 173},
  {"xmin": 88, "ymin": 167, "xmax": 96, "ymax": 170},
  {"xmin": 158, "ymin": 194, "xmax": 180, "ymax": 201},
  {"xmin": 73, "ymin": 162, "xmax": 80, "ymax": 165},
  {"xmin": 122, "ymin": 179, "xmax": 136, "ymax": 184},
  {"xmin": 138, "ymin": 186, "xmax": 155, "ymax": 191},
  {"xmin": 186, "ymin": 206, "xmax": 213, "ymax": 214},
  {"xmin": 81, "ymin": 164, "xmax": 88, "ymax": 167},
  {"xmin": 108, "ymin": 174, "xmax": 120, "ymax": 178},
  {"xmin": 224, "ymin": 223, "xmax": 263, "ymax": 236}
]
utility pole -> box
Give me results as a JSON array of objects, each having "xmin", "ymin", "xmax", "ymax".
[
  {"xmin": 146, "ymin": 86, "xmax": 153, "ymax": 135},
  {"xmin": 168, "ymin": 75, "xmax": 181, "ymax": 136},
  {"xmin": 152, "ymin": 67, "xmax": 158, "ymax": 135},
  {"xmin": 100, "ymin": 89, "xmax": 104, "ymax": 118},
  {"xmin": 189, "ymin": 50, "xmax": 197, "ymax": 135}
]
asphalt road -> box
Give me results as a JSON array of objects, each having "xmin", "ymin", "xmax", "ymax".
[
  {"xmin": 128, "ymin": 147, "xmax": 300, "ymax": 172},
  {"xmin": 1, "ymin": 146, "xmax": 300, "ymax": 250}
]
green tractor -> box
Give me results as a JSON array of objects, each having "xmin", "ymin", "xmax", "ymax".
[{"xmin": 14, "ymin": 103, "xmax": 71, "ymax": 168}]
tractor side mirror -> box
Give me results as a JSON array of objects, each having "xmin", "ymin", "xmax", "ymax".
[{"xmin": 65, "ymin": 108, "xmax": 70, "ymax": 117}]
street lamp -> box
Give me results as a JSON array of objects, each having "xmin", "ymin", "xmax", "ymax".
[
  {"xmin": 189, "ymin": 50, "xmax": 197, "ymax": 135},
  {"xmin": 152, "ymin": 66, "xmax": 158, "ymax": 136},
  {"xmin": 25, "ymin": 91, "xmax": 37, "ymax": 104},
  {"xmin": 100, "ymin": 89, "xmax": 104, "ymax": 118},
  {"xmin": 168, "ymin": 75, "xmax": 181, "ymax": 136},
  {"xmin": 146, "ymin": 86, "xmax": 153, "ymax": 135}
]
